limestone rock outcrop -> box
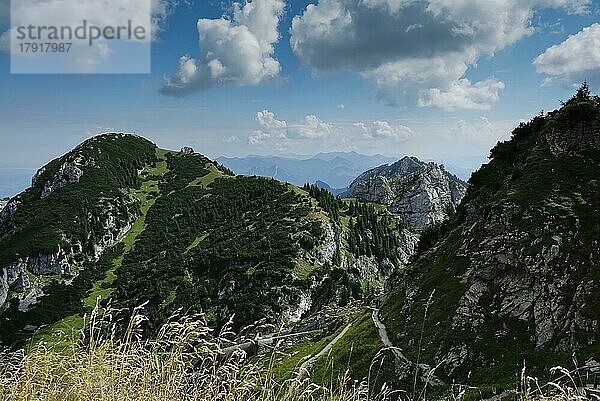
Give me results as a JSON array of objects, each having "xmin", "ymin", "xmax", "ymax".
[{"xmin": 344, "ymin": 157, "xmax": 467, "ymax": 231}]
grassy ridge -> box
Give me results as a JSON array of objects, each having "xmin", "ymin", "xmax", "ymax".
[{"xmin": 0, "ymin": 307, "xmax": 586, "ymax": 401}]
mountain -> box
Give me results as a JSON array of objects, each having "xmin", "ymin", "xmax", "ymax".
[
  {"xmin": 216, "ymin": 152, "xmax": 397, "ymax": 188},
  {"xmin": 3, "ymin": 87, "xmax": 598, "ymax": 393},
  {"xmin": 0, "ymin": 134, "xmax": 423, "ymax": 348},
  {"xmin": 0, "ymin": 198, "xmax": 7, "ymax": 213},
  {"xmin": 0, "ymin": 134, "xmax": 156, "ymax": 310},
  {"xmin": 343, "ymin": 156, "xmax": 468, "ymax": 231},
  {"xmin": 308, "ymin": 86, "xmax": 600, "ymax": 388}
]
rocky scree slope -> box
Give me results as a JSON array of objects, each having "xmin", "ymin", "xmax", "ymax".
[
  {"xmin": 374, "ymin": 88, "xmax": 600, "ymax": 386},
  {"xmin": 343, "ymin": 156, "xmax": 467, "ymax": 231}
]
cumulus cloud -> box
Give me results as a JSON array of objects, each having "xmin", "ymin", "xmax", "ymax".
[
  {"xmin": 249, "ymin": 110, "xmax": 335, "ymax": 144},
  {"xmin": 290, "ymin": 0, "xmax": 590, "ymax": 108},
  {"xmin": 290, "ymin": 115, "xmax": 334, "ymax": 139},
  {"xmin": 418, "ymin": 79, "xmax": 506, "ymax": 111},
  {"xmin": 162, "ymin": 0, "xmax": 284, "ymax": 96},
  {"xmin": 534, "ymin": 23, "xmax": 600, "ymax": 86},
  {"xmin": 256, "ymin": 109, "xmax": 288, "ymax": 131},
  {"xmin": 249, "ymin": 109, "xmax": 287, "ymax": 144},
  {"xmin": 449, "ymin": 117, "xmax": 510, "ymax": 142},
  {"xmin": 248, "ymin": 130, "xmax": 273, "ymax": 145},
  {"xmin": 248, "ymin": 110, "xmax": 416, "ymax": 145},
  {"xmin": 372, "ymin": 121, "xmax": 414, "ymax": 140},
  {"xmin": 354, "ymin": 121, "xmax": 414, "ymax": 140}
]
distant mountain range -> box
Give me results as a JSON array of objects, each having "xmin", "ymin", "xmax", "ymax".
[
  {"xmin": 0, "ymin": 153, "xmax": 473, "ymax": 199},
  {"xmin": 216, "ymin": 152, "xmax": 398, "ymax": 189}
]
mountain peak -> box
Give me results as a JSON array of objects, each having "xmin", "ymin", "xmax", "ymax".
[{"xmin": 344, "ymin": 156, "xmax": 467, "ymax": 230}]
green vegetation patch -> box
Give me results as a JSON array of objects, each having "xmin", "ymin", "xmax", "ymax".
[{"xmin": 113, "ymin": 153, "xmax": 326, "ymax": 331}]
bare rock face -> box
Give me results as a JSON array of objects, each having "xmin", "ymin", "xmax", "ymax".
[
  {"xmin": 1, "ymin": 157, "xmax": 139, "ymax": 311},
  {"xmin": 429, "ymin": 193, "xmax": 600, "ymax": 380},
  {"xmin": 344, "ymin": 157, "xmax": 467, "ymax": 231},
  {"xmin": 0, "ymin": 198, "xmax": 8, "ymax": 213},
  {"xmin": 0, "ymin": 201, "xmax": 137, "ymax": 310},
  {"xmin": 0, "ymin": 198, "xmax": 19, "ymax": 229},
  {"xmin": 32, "ymin": 154, "xmax": 89, "ymax": 199}
]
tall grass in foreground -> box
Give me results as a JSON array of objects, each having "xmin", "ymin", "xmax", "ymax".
[
  {"xmin": 0, "ymin": 304, "xmax": 395, "ymax": 401},
  {"xmin": 0, "ymin": 304, "xmax": 594, "ymax": 401}
]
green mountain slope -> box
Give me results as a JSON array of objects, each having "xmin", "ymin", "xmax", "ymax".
[
  {"xmin": 111, "ymin": 150, "xmax": 328, "ymax": 330},
  {"xmin": 0, "ymin": 134, "xmax": 412, "ymax": 348},
  {"xmin": 0, "ymin": 134, "xmax": 156, "ymax": 267}
]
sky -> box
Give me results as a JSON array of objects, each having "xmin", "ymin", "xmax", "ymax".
[{"xmin": 0, "ymin": 0, "xmax": 599, "ymax": 196}]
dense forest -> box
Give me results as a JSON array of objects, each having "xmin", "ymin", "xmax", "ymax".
[
  {"xmin": 113, "ymin": 155, "xmax": 326, "ymax": 331},
  {"xmin": 303, "ymin": 184, "xmax": 409, "ymax": 263}
]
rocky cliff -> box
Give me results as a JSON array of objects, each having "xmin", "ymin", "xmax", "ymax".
[
  {"xmin": 0, "ymin": 198, "xmax": 7, "ymax": 212},
  {"xmin": 343, "ymin": 157, "xmax": 467, "ymax": 231}
]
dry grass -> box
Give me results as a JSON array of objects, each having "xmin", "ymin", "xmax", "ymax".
[
  {"xmin": 0, "ymin": 303, "xmax": 595, "ymax": 401},
  {"xmin": 0, "ymin": 304, "xmax": 397, "ymax": 401}
]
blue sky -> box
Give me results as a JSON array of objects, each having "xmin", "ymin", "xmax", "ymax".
[{"xmin": 0, "ymin": 0, "xmax": 599, "ymax": 196}]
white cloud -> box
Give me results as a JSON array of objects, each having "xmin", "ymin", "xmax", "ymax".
[
  {"xmin": 248, "ymin": 111, "xmax": 416, "ymax": 145},
  {"xmin": 290, "ymin": 115, "xmax": 334, "ymax": 139},
  {"xmin": 354, "ymin": 121, "xmax": 414, "ymax": 140},
  {"xmin": 418, "ymin": 79, "xmax": 505, "ymax": 111},
  {"xmin": 353, "ymin": 122, "xmax": 370, "ymax": 136},
  {"xmin": 290, "ymin": 0, "xmax": 590, "ymax": 108},
  {"xmin": 162, "ymin": 0, "xmax": 284, "ymax": 96},
  {"xmin": 534, "ymin": 23, "xmax": 600, "ymax": 86},
  {"xmin": 372, "ymin": 121, "xmax": 414, "ymax": 140},
  {"xmin": 249, "ymin": 110, "xmax": 335, "ymax": 144},
  {"xmin": 250, "ymin": 110, "xmax": 287, "ymax": 144},
  {"xmin": 449, "ymin": 117, "xmax": 510, "ymax": 142},
  {"xmin": 256, "ymin": 109, "xmax": 287, "ymax": 131},
  {"xmin": 248, "ymin": 130, "xmax": 272, "ymax": 145}
]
